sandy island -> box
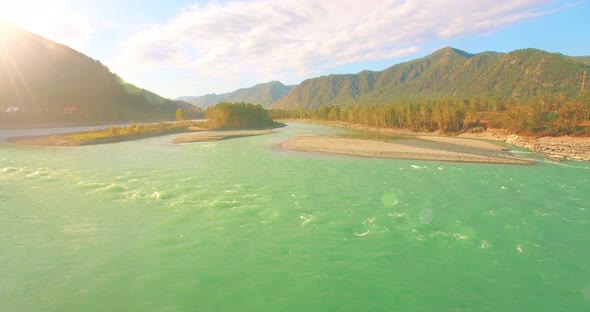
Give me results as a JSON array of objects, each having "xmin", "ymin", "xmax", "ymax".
[
  {"xmin": 171, "ymin": 130, "xmax": 274, "ymax": 144},
  {"xmin": 283, "ymin": 120, "xmax": 590, "ymax": 162},
  {"xmin": 282, "ymin": 136, "xmax": 534, "ymax": 164},
  {"xmin": 5, "ymin": 128, "xmax": 275, "ymax": 146},
  {"xmin": 415, "ymin": 136, "xmax": 509, "ymax": 151}
]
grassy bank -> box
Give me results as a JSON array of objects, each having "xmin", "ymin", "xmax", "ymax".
[{"xmin": 7, "ymin": 121, "xmax": 202, "ymax": 146}]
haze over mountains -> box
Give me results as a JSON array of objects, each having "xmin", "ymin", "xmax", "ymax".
[
  {"xmin": 0, "ymin": 21, "xmax": 193, "ymax": 125},
  {"xmin": 179, "ymin": 81, "xmax": 292, "ymax": 108}
]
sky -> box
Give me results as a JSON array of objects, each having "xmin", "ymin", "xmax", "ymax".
[{"xmin": 1, "ymin": 0, "xmax": 589, "ymax": 98}]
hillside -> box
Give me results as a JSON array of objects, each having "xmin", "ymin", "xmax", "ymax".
[
  {"xmin": 180, "ymin": 81, "xmax": 292, "ymax": 108},
  {"xmin": 272, "ymin": 47, "xmax": 590, "ymax": 110},
  {"xmin": 0, "ymin": 21, "xmax": 195, "ymax": 127},
  {"xmin": 570, "ymin": 56, "xmax": 590, "ymax": 65}
]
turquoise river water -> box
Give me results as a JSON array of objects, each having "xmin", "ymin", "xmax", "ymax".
[{"xmin": 1, "ymin": 122, "xmax": 589, "ymax": 311}]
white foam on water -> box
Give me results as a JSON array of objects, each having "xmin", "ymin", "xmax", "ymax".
[
  {"xmin": 381, "ymin": 192, "xmax": 400, "ymax": 208},
  {"xmin": 0, "ymin": 167, "xmax": 22, "ymax": 175},
  {"xmin": 104, "ymin": 183, "xmax": 125, "ymax": 191},
  {"xmin": 354, "ymin": 229, "xmax": 370, "ymax": 237},
  {"xmin": 480, "ymin": 240, "xmax": 490, "ymax": 249},
  {"xmin": 26, "ymin": 171, "xmax": 42, "ymax": 178},
  {"xmin": 561, "ymin": 217, "xmax": 583, "ymax": 223},
  {"xmin": 430, "ymin": 231, "xmax": 449, "ymax": 237},
  {"xmin": 388, "ymin": 212, "xmax": 407, "ymax": 218},
  {"xmin": 559, "ymin": 163, "xmax": 590, "ymax": 170},
  {"xmin": 169, "ymin": 198, "xmax": 187, "ymax": 207},
  {"xmin": 150, "ymin": 191, "xmax": 162, "ymax": 199},
  {"xmin": 355, "ymin": 218, "xmax": 390, "ymax": 237},
  {"xmin": 452, "ymin": 233, "xmax": 468, "ymax": 240},
  {"xmin": 130, "ymin": 191, "xmax": 143, "ymax": 199},
  {"xmin": 75, "ymin": 179, "xmax": 105, "ymax": 189},
  {"xmin": 299, "ymin": 215, "xmax": 314, "ymax": 227},
  {"xmin": 533, "ymin": 209, "xmax": 557, "ymax": 217}
]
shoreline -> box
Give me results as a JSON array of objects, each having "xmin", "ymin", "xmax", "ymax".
[
  {"xmin": 457, "ymin": 130, "xmax": 590, "ymax": 162},
  {"xmin": 4, "ymin": 118, "xmax": 588, "ymax": 163},
  {"xmin": 283, "ymin": 119, "xmax": 590, "ymax": 162},
  {"xmin": 5, "ymin": 127, "xmax": 196, "ymax": 146},
  {"xmin": 4, "ymin": 125, "xmax": 281, "ymax": 147},
  {"xmin": 282, "ymin": 136, "xmax": 534, "ymax": 165},
  {"xmin": 171, "ymin": 130, "xmax": 275, "ymax": 144}
]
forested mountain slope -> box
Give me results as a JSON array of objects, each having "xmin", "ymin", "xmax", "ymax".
[{"xmin": 272, "ymin": 47, "xmax": 589, "ymax": 110}]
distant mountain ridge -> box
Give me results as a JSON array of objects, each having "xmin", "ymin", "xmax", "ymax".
[
  {"xmin": 271, "ymin": 47, "xmax": 590, "ymax": 110},
  {"xmin": 0, "ymin": 21, "xmax": 194, "ymax": 125},
  {"xmin": 180, "ymin": 81, "xmax": 292, "ymax": 108}
]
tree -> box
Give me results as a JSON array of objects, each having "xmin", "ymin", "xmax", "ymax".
[
  {"xmin": 205, "ymin": 102, "xmax": 274, "ymax": 128},
  {"xmin": 176, "ymin": 108, "xmax": 184, "ymax": 121}
]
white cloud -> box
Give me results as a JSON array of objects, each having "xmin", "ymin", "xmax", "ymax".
[{"xmin": 114, "ymin": 0, "xmax": 560, "ymax": 94}]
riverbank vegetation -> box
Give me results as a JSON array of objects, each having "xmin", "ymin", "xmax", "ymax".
[
  {"xmin": 205, "ymin": 102, "xmax": 278, "ymax": 129},
  {"xmin": 9, "ymin": 121, "xmax": 199, "ymax": 146},
  {"xmin": 269, "ymin": 93, "xmax": 590, "ymax": 136},
  {"xmin": 8, "ymin": 102, "xmax": 282, "ymax": 146}
]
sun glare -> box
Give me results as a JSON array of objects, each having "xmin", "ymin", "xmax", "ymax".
[
  {"xmin": 0, "ymin": 19, "xmax": 9, "ymax": 33},
  {"xmin": 0, "ymin": 18, "xmax": 17, "ymax": 41},
  {"xmin": 0, "ymin": 2, "xmax": 45, "ymax": 41}
]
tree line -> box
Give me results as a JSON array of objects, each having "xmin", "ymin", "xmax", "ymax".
[
  {"xmin": 269, "ymin": 93, "xmax": 590, "ymax": 136},
  {"xmin": 205, "ymin": 102, "xmax": 275, "ymax": 129}
]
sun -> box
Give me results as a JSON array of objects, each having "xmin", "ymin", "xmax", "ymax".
[{"xmin": 0, "ymin": 1, "xmax": 47, "ymax": 40}]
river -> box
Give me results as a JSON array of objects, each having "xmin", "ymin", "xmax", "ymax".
[{"xmin": 1, "ymin": 122, "xmax": 589, "ymax": 311}]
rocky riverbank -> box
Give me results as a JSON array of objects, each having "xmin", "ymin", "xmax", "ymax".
[
  {"xmin": 506, "ymin": 135, "xmax": 590, "ymax": 161},
  {"xmin": 457, "ymin": 129, "xmax": 590, "ymax": 161}
]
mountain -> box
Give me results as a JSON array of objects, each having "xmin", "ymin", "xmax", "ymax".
[
  {"xmin": 570, "ymin": 56, "xmax": 590, "ymax": 65},
  {"xmin": 0, "ymin": 21, "xmax": 195, "ymax": 126},
  {"xmin": 180, "ymin": 81, "xmax": 292, "ymax": 108},
  {"xmin": 271, "ymin": 47, "xmax": 590, "ymax": 110}
]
